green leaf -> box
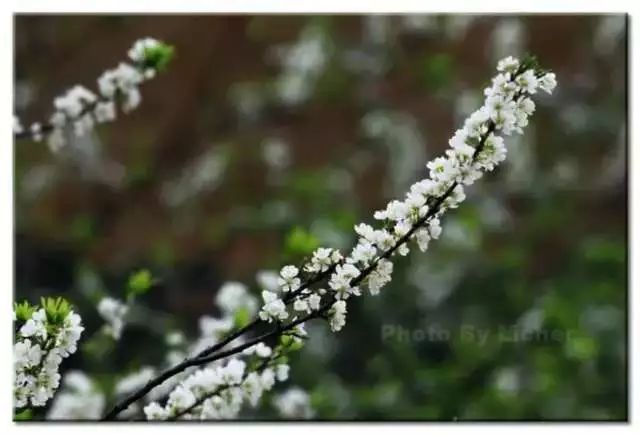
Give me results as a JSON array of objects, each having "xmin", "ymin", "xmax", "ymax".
[
  {"xmin": 14, "ymin": 408, "xmax": 33, "ymax": 421},
  {"xmin": 40, "ymin": 296, "xmax": 72, "ymax": 325},
  {"xmin": 279, "ymin": 334, "xmax": 303, "ymax": 352},
  {"xmin": 520, "ymin": 53, "xmax": 542, "ymax": 74},
  {"xmin": 285, "ymin": 226, "xmax": 320, "ymax": 258},
  {"xmin": 289, "ymin": 339, "xmax": 304, "ymax": 352},
  {"xmin": 143, "ymin": 43, "xmax": 175, "ymax": 72},
  {"xmin": 69, "ymin": 214, "xmax": 95, "ymax": 243},
  {"xmin": 582, "ymin": 238, "xmax": 625, "ymax": 265},
  {"xmin": 421, "ymin": 53, "xmax": 455, "ymax": 91},
  {"xmin": 279, "ymin": 335, "xmax": 294, "ymax": 347},
  {"xmin": 13, "ymin": 300, "xmax": 35, "ymax": 322},
  {"xmin": 566, "ymin": 335, "xmax": 598, "ymax": 361},
  {"xmin": 81, "ymin": 332, "xmax": 116, "ymax": 362},
  {"xmin": 127, "ymin": 269, "xmax": 154, "ymax": 298},
  {"xmin": 234, "ymin": 306, "xmax": 252, "ymax": 328}
]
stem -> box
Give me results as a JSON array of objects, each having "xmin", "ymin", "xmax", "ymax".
[
  {"xmin": 102, "ymin": 268, "xmax": 338, "ymax": 420},
  {"xmin": 101, "ymin": 163, "xmax": 468, "ymax": 421},
  {"xmin": 192, "ymin": 264, "xmax": 335, "ymax": 361},
  {"xmin": 167, "ymin": 347, "xmax": 281, "ymax": 420},
  {"xmin": 103, "ymin": 68, "xmax": 525, "ymax": 421},
  {"xmin": 14, "ymin": 61, "xmax": 147, "ymax": 142}
]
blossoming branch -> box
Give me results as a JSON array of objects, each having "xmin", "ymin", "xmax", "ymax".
[
  {"xmin": 100, "ymin": 55, "xmax": 557, "ymax": 420},
  {"xmin": 13, "ymin": 38, "xmax": 174, "ymax": 153},
  {"xmin": 14, "ymin": 298, "xmax": 84, "ymax": 409}
]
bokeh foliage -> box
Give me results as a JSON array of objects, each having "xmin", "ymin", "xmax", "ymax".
[{"xmin": 14, "ymin": 14, "xmax": 626, "ymax": 420}]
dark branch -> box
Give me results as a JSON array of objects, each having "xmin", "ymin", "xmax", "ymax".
[{"xmin": 103, "ymin": 67, "xmax": 525, "ymax": 421}]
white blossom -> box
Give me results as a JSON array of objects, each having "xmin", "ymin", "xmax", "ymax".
[
  {"xmin": 428, "ymin": 218, "xmax": 443, "ymax": 239},
  {"xmin": 256, "ymin": 270, "xmax": 280, "ymax": 292},
  {"xmin": 72, "ymin": 55, "xmax": 554, "ymax": 422},
  {"xmin": 199, "ymin": 316, "xmax": 234, "ymax": 338},
  {"xmin": 114, "ymin": 367, "xmax": 156, "ymax": 397},
  {"xmin": 13, "ymin": 116, "xmax": 23, "ymax": 134},
  {"xmin": 144, "ymin": 402, "xmax": 169, "ymax": 420},
  {"xmin": 14, "ymin": 304, "xmax": 84, "ymax": 409},
  {"xmin": 367, "ymin": 259, "xmax": 393, "ymax": 295},
  {"xmin": 242, "ymin": 372, "xmax": 264, "ymax": 407},
  {"xmin": 30, "ymin": 122, "xmax": 43, "ymax": 142},
  {"xmin": 349, "ymin": 241, "xmax": 377, "ymax": 266},
  {"xmin": 427, "ymin": 156, "xmax": 457, "ymax": 183},
  {"xmin": 328, "ymin": 264, "xmax": 361, "ymax": 300},
  {"xmin": 167, "ymin": 385, "xmax": 197, "ymax": 414},
  {"xmin": 415, "ymin": 229, "xmax": 431, "ymax": 252},
  {"xmin": 94, "ymin": 100, "xmax": 116, "ymax": 123},
  {"xmin": 308, "ymin": 56, "xmax": 555, "ymax": 335},
  {"xmin": 47, "ymin": 371, "xmax": 105, "ymax": 420},
  {"xmin": 329, "ymin": 300, "xmax": 347, "ymax": 332},
  {"xmin": 278, "ymin": 265, "xmax": 301, "ymax": 292},
  {"xmin": 515, "ymin": 69, "xmax": 539, "ymax": 94},
  {"xmin": 393, "ymin": 220, "xmax": 413, "ymax": 238},
  {"xmin": 538, "ymin": 72, "xmax": 557, "ymax": 94},
  {"xmin": 143, "ymin": 353, "xmax": 293, "ymax": 420},
  {"xmin": 259, "ymin": 291, "xmax": 288, "ymax": 322},
  {"xmin": 372, "ymin": 229, "xmax": 395, "ymax": 251},
  {"xmin": 14, "ymin": 339, "xmax": 42, "ymax": 371},
  {"xmin": 275, "ymin": 26, "xmax": 327, "ymax": 105},
  {"xmin": 497, "ymin": 56, "xmax": 519, "ymax": 73},
  {"xmin": 215, "ymin": 281, "xmax": 258, "ymax": 316},
  {"xmin": 276, "ymin": 364, "xmax": 290, "ymax": 382},
  {"xmin": 307, "ymin": 293, "xmax": 322, "ymax": 311},
  {"xmin": 97, "ymin": 297, "xmax": 128, "ymax": 340},
  {"xmin": 293, "ymin": 298, "xmax": 311, "ymax": 314},
  {"xmin": 242, "ymin": 342, "xmax": 273, "ymax": 358},
  {"xmin": 274, "ymin": 387, "xmax": 314, "ymax": 419},
  {"xmin": 128, "ymin": 37, "xmax": 162, "ymax": 63},
  {"xmin": 355, "ymin": 223, "xmax": 376, "ymax": 240},
  {"xmin": 304, "ymin": 247, "xmax": 342, "ymax": 273},
  {"xmin": 166, "ymin": 331, "xmax": 185, "ymax": 346},
  {"xmin": 464, "ymin": 107, "xmax": 491, "ymax": 138},
  {"xmin": 17, "ymin": 38, "xmax": 170, "ymax": 151},
  {"xmin": 260, "ymin": 368, "xmax": 276, "ymax": 391},
  {"xmin": 262, "ymin": 138, "xmax": 291, "ymax": 170},
  {"xmin": 19, "ymin": 309, "xmax": 47, "ymax": 340}
]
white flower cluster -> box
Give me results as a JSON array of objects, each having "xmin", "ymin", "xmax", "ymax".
[
  {"xmin": 97, "ymin": 297, "xmax": 129, "ymax": 340},
  {"xmin": 191, "ymin": 281, "xmax": 258, "ymax": 356},
  {"xmin": 256, "ymin": 56, "xmax": 556, "ymax": 334},
  {"xmin": 98, "ymin": 56, "xmax": 555, "ymax": 422},
  {"xmin": 304, "ymin": 247, "xmax": 343, "ymax": 274},
  {"xmin": 128, "ymin": 37, "xmax": 164, "ymax": 78},
  {"xmin": 127, "ymin": 280, "xmax": 260, "ymax": 413},
  {"xmin": 115, "ymin": 367, "xmax": 156, "ymax": 397},
  {"xmin": 14, "ymin": 304, "xmax": 84, "ymax": 408},
  {"xmin": 216, "ymin": 281, "xmax": 258, "ymax": 317},
  {"xmin": 275, "ymin": 26, "xmax": 328, "ymax": 105},
  {"xmin": 47, "ymin": 371, "xmax": 105, "ymax": 420},
  {"xmin": 259, "ymin": 290, "xmax": 289, "ymax": 322},
  {"xmin": 118, "ymin": 278, "xmax": 254, "ymax": 413},
  {"xmin": 14, "ymin": 115, "xmax": 23, "ymax": 134},
  {"xmin": 143, "ymin": 352, "xmax": 290, "ymax": 420},
  {"xmin": 258, "ymin": 248, "xmax": 343, "ymax": 323},
  {"xmin": 325, "ymin": 56, "xmax": 556, "ymax": 331},
  {"xmin": 329, "ymin": 300, "xmax": 347, "ymax": 332},
  {"xmin": 16, "ymin": 37, "xmax": 169, "ymax": 153},
  {"xmin": 139, "ymin": 270, "xmax": 313, "ymax": 420},
  {"xmin": 273, "ymin": 387, "xmax": 315, "ymax": 419}
]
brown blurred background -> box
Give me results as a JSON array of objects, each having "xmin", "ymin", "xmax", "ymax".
[{"xmin": 14, "ymin": 15, "xmax": 627, "ymax": 420}]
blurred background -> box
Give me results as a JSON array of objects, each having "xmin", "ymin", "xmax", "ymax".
[{"xmin": 14, "ymin": 14, "xmax": 627, "ymax": 420}]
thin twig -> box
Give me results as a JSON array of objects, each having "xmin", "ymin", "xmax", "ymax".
[
  {"xmin": 167, "ymin": 349, "xmax": 279, "ymax": 421},
  {"xmin": 103, "ymin": 68, "xmax": 526, "ymax": 421}
]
